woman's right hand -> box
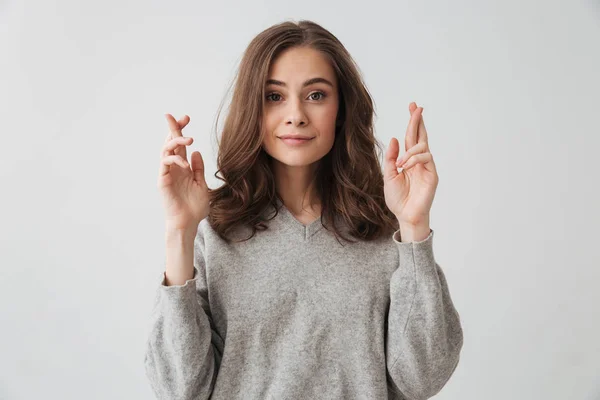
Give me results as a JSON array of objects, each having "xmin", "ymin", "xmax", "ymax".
[{"xmin": 158, "ymin": 114, "xmax": 210, "ymax": 232}]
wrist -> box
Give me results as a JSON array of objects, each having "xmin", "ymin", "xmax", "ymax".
[
  {"xmin": 165, "ymin": 227, "xmax": 197, "ymax": 243},
  {"xmin": 164, "ymin": 229, "xmax": 196, "ymax": 287},
  {"xmin": 397, "ymin": 219, "xmax": 430, "ymax": 243}
]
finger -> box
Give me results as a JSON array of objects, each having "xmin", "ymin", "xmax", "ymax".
[
  {"xmin": 177, "ymin": 115, "xmax": 190, "ymax": 128},
  {"xmin": 165, "ymin": 114, "xmax": 190, "ymax": 159},
  {"xmin": 160, "ymin": 155, "xmax": 190, "ymax": 176},
  {"xmin": 399, "ymin": 152, "xmax": 435, "ymax": 172},
  {"xmin": 396, "ymin": 142, "xmax": 427, "ymax": 167},
  {"xmin": 165, "ymin": 114, "xmax": 186, "ymax": 137},
  {"xmin": 408, "ymin": 101, "xmax": 418, "ymax": 115},
  {"xmin": 190, "ymin": 151, "xmax": 206, "ymax": 185},
  {"xmin": 166, "ymin": 116, "xmax": 190, "ymax": 144},
  {"xmin": 408, "ymin": 102, "xmax": 429, "ymax": 147},
  {"xmin": 162, "ymin": 136, "xmax": 193, "ymax": 157},
  {"xmin": 383, "ymin": 137, "xmax": 400, "ymax": 180},
  {"xmin": 162, "ymin": 117, "xmax": 189, "ymax": 145},
  {"xmin": 405, "ymin": 105, "xmax": 423, "ymax": 152},
  {"xmin": 417, "ymin": 110, "xmax": 429, "ymax": 146}
]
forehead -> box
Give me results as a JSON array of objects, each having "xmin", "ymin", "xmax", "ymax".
[{"xmin": 267, "ymin": 46, "xmax": 336, "ymax": 85}]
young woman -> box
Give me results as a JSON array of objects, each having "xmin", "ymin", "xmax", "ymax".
[{"xmin": 145, "ymin": 20, "xmax": 463, "ymax": 400}]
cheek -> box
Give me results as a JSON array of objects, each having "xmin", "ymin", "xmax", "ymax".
[
  {"xmin": 261, "ymin": 111, "xmax": 274, "ymax": 135},
  {"xmin": 262, "ymin": 110, "xmax": 279, "ymax": 132},
  {"xmin": 316, "ymin": 105, "xmax": 339, "ymax": 132},
  {"xmin": 323, "ymin": 99, "xmax": 339, "ymax": 120},
  {"xmin": 261, "ymin": 114, "xmax": 280, "ymax": 154}
]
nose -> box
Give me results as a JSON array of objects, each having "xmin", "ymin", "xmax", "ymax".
[{"xmin": 285, "ymin": 98, "xmax": 307, "ymax": 127}]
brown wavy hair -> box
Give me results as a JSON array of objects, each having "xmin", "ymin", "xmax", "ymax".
[{"xmin": 207, "ymin": 19, "xmax": 399, "ymax": 244}]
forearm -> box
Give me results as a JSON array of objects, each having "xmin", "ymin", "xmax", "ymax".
[
  {"xmin": 146, "ymin": 229, "xmax": 218, "ymax": 399},
  {"xmin": 164, "ymin": 228, "xmax": 197, "ymax": 286},
  {"xmin": 387, "ymin": 228, "xmax": 463, "ymax": 398}
]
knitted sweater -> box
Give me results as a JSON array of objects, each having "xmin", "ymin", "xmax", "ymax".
[{"xmin": 144, "ymin": 199, "xmax": 463, "ymax": 399}]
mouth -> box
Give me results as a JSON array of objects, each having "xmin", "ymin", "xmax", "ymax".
[{"xmin": 278, "ymin": 137, "xmax": 315, "ymax": 146}]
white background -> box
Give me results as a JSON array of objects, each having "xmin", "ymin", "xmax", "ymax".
[{"xmin": 1, "ymin": 0, "xmax": 599, "ymax": 399}]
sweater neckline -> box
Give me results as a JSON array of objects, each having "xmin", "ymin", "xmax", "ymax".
[{"xmin": 275, "ymin": 197, "xmax": 324, "ymax": 239}]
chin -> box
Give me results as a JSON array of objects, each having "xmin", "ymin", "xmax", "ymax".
[
  {"xmin": 277, "ymin": 158, "xmax": 316, "ymax": 167},
  {"xmin": 265, "ymin": 145, "xmax": 333, "ymax": 167}
]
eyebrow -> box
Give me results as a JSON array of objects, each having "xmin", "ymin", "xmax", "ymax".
[{"xmin": 265, "ymin": 77, "xmax": 335, "ymax": 88}]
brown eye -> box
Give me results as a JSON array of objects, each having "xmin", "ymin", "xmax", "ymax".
[
  {"xmin": 266, "ymin": 93, "xmax": 282, "ymax": 102},
  {"xmin": 309, "ymin": 92, "xmax": 326, "ymax": 101}
]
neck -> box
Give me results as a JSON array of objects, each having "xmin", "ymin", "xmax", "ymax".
[{"xmin": 272, "ymin": 159, "xmax": 321, "ymax": 216}]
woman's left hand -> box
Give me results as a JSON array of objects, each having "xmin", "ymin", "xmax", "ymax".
[{"xmin": 383, "ymin": 102, "xmax": 439, "ymax": 226}]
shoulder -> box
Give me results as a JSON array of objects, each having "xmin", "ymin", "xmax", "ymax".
[{"xmin": 195, "ymin": 216, "xmax": 255, "ymax": 247}]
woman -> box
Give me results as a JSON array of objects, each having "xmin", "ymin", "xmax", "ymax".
[{"xmin": 145, "ymin": 19, "xmax": 463, "ymax": 400}]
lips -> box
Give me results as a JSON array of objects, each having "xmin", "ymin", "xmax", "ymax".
[
  {"xmin": 278, "ymin": 135, "xmax": 314, "ymax": 140},
  {"xmin": 279, "ymin": 136, "xmax": 314, "ymax": 146}
]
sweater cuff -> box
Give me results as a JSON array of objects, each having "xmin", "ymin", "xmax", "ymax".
[
  {"xmin": 392, "ymin": 228, "xmax": 433, "ymax": 245},
  {"xmin": 158, "ymin": 266, "xmax": 200, "ymax": 298},
  {"xmin": 392, "ymin": 228, "xmax": 436, "ymax": 271}
]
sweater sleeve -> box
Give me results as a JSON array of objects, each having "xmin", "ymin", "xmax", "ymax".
[
  {"xmin": 386, "ymin": 228, "xmax": 464, "ymax": 400},
  {"xmin": 144, "ymin": 226, "xmax": 223, "ymax": 400}
]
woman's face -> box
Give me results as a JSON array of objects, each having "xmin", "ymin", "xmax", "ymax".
[{"xmin": 261, "ymin": 46, "xmax": 339, "ymax": 168}]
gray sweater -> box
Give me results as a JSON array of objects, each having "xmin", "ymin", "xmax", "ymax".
[{"xmin": 144, "ymin": 199, "xmax": 463, "ymax": 399}]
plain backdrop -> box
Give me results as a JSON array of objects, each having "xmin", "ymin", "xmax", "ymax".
[{"xmin": 1, "ymin": 0, "xmax": 599, "ymax": 399}]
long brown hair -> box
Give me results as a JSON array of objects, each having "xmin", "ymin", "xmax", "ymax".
[{"xmin": 208, "ymin": 19, "xmax": 398, "ymax": 244}]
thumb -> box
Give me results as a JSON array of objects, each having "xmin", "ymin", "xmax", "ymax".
[
  {"xmin": 190, "ymin": 151, "xmax": 206, "ymax": 184},
  {"xmin": 383, "ymin": 137, "xmax": 400, "ymax": 181}
]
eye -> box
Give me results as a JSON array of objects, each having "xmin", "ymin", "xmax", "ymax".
[
  {"xmin": 265, "ymin": 91, "xmax": 327, "ymax": 102},
  {"xmin": 309, "ymin": 91, "xmax": 326, "ymax": 101},
  {"xmin": 265, "ymin": 92, "xmax": 282, "ymax": 102}
]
